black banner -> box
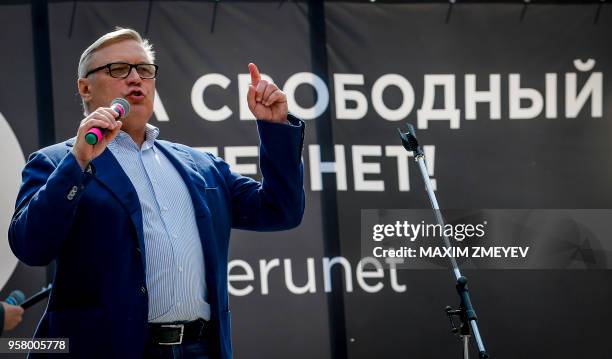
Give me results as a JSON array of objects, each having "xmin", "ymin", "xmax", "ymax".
[{"xmin": 0, "ymin": 1, "xmax": 611, "ymax": 358}]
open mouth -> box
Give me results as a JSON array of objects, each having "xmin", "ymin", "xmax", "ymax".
[{"xmin": 126, "ymin": 90, "xmax": 145, "ymax": 101}]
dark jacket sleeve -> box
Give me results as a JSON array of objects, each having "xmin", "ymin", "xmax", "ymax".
[
  {"xmin": 0, "ymin": 302, "xmax": 5, "ymax": 336},
  {"xmin": 212, "ymin": 114, "xmax": 305, "ymax": 231},
  {"xmin": 8, "ymin": 150, "xmax": 94, "ymax": 266}
]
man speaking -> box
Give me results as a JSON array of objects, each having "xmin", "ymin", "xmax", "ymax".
[{"xmin": 8, "ymin": 28, "xmax": 304, "ymax": 358}]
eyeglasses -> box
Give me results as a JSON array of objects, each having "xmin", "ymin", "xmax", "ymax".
[{"xmin": 85, "ymin": 62, "xmax": 159, "ymax": 79}]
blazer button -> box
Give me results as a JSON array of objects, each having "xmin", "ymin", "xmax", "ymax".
[
  {"xmin": 140, "ymin": 286, "xmax": 147, "ymax": 294},
  {"xmin": 66, "ymin": 185, "xmax": 78, "ymax": 200}
]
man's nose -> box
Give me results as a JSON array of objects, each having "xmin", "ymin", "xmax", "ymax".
[{"xmin": 125, "ymin": 67, "xmax": 142, "ymax": 84}]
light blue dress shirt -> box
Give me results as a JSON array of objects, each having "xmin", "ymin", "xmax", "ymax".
[{"xmin": 107, "ymin": 124, "xmax": 210, "ymax": 323}]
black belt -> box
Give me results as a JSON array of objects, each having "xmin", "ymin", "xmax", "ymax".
[{"xmin": 147, "ymin": 318, "xmax": 210, "ymax": 345}]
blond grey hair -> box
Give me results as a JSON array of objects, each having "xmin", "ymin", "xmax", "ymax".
[{"xmin": 77, "ymin": 27, "xmax": 155, "ymax": 78}]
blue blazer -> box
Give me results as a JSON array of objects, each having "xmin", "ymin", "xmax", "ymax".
[{"xmin": 8, "ymin": 117, "xmax": 305, "ymax": 358}]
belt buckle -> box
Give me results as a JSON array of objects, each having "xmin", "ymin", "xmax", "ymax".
[{"xmin": 158, "ymin": 324, "xmax": 184, "ymax": 345}]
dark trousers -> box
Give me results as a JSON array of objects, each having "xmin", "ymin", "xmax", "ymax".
[{"xmin": 144, "ymin": 338, "xmax": 215, "ymax": 359}]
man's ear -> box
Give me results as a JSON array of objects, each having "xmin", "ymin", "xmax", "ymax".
[{"xmin": 78, "ymin": 78, "xmax": 93, "ymax": 103}]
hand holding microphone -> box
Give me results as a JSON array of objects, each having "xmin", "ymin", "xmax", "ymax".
[
  {"xmin": 72, "ymin": 98, "xmax": 130, "ymax": 170},
  {"xmin": 85, "ymin": 98, "xmax": 130, "ymax": 145},
  {"xmin": 2, "ymin": 290, "xmax": 25, "ymax": 331}
]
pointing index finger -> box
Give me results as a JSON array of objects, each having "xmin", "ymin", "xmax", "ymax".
[{"xmin": 249, "ymin": 63, "xmax": 261, "ymax": 86}]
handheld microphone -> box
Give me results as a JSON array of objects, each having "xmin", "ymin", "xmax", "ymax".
[
  {"xmin": 84, "ymin": 98, "xmax": 130, "ymax": 145},
  {"xmin": 5, "ymin": 290, "xmax": 25, "ymax": 306},
  {"xmin": 21, "ymin": 285, "xmax": 52, "ymax": 310}
]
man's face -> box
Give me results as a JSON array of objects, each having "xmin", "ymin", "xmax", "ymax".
[{"xmin": 78, "ymin": 39, "xmax": 156, "ymax": 132}]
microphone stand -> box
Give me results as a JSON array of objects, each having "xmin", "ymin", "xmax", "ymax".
[{"xmin": 397, "ymin": 124, "xmax": 489, "ymax": 359}]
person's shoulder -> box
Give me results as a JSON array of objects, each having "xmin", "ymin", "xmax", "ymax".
[
  {"xmin": 29, "ymin": 138, "xmax": 75, "ymax": 165},
  {"xmin": 157, "ymin": 139, "xmax": 217, "ymax": 162},
  {"xmin": 156, "ymin": 140, "xmax": 227, "ymax": 174}
]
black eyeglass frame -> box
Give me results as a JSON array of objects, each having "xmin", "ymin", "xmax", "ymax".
[{"xmin": 84, "ymin": 62, "xmax": 159, "ymax": 79}]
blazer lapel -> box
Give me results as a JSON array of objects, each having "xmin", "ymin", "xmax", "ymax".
[
  {"xmin": 90, "ymin": 149, "xmax": 147, "ymax": 272},
  {"xmin": 154, "ymin": 141, "xmax": 211, "ymax": 219},
  {"xmin": 154, "ymin": 141, "xmax": 219, "ymax": 293}
]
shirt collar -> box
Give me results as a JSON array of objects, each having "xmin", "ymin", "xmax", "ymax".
[{"xmin": 112, "ymin": 123, "xmax": 160, "ymax": 151}]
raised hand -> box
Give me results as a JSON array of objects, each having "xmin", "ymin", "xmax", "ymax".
[
  {"xmin": 72, "ymin": 107, "xmax": 123, "ymax": 170},
  {"xmin": 247, "ymin": 63, "xmax": 288, "ymax": 123}
]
